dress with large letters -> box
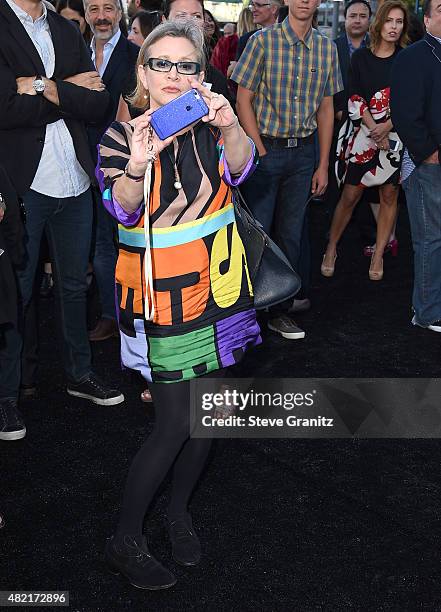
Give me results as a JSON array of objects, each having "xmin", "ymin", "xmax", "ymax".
[{"xmin": 97, "ymin": 121, "xmax": 261, "ymax": 383}]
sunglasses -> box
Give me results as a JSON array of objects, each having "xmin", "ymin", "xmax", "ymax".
[
  {"xmin": 144, "ymin": 58, "xmax": 201, "ymax": 75},
  {"xmin": 249, "ymin": 1, "xmax": 272, "ymax": 8}
]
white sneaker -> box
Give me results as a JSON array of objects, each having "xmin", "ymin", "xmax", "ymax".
[
  {"xmin": 411, "ymin": 315, "xmax": 441, "ymax": 332},
  {"xmin": 267, "ymin": 315, "xmax": 306, "ymax": 340}
]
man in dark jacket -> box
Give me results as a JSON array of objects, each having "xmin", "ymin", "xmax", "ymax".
[
  {"xmin": 390, "ymin": 0, "xmax": 441, "ymax": 332},
  {"xmin": 0, "ymin": 0, "xmax": 124, "ymax": 408},
  {"xmin": 85, "ymin": 0, "xmax": 139, "ymax": 342},
  {"xmin": 333, "ymin": 0, "xmax": 371, "ymax": 119},
  {"xmin": 0, "ymin": 166, "xmax": 26, "ymax": 440}
]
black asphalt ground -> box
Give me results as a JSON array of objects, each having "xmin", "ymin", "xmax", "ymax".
[{"xmin": 1, "ymin": 200, "xmax": 441, "ymax": 611}]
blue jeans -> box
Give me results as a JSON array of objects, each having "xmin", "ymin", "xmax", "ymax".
[
  {"xmin": 0, "ymin": 189, "xmax": 93, "ymax": 398},
  {"xmin": 240, "ymin": 142, "xmax": 315, "ymax": 305},
  {"xmin": 92, "ymin": 187, "xmax": 117, "ymax": 320},
  {"xmin": 402, "ymin": 163, "xmax": 441, "ymax": 326}
]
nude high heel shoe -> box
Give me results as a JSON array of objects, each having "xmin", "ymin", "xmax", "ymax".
[
  {"xmin": 369, "ymin": 255, "xmax": 383, "ymax": 281},
  {"xmin": 321, "ymin": 252, "xmax": 337, "ymax": 277}
]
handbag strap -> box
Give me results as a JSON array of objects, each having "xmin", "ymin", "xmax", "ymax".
[
  {"xmin": 142, "ymin": 126, "xmax": 157, "ymax": 322},
  {"xmin": 231, "ymin": 187, "xmax": 263, "ymax": 228}
]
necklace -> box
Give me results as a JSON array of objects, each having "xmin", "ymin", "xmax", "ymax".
[{"xmin": 166, "ymin": 132, "xmax": 189, "ymax": 190}]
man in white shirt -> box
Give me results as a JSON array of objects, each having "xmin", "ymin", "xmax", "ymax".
[{"xmin": 0, "ymin": 0, "xmax": 124, "ymax": 432}]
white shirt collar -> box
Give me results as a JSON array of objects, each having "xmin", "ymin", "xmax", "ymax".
[
  {"xmin": 428, "ymin": 31, "xmax": 441, "ymax": 45},
  {"xmin": 5, "ymin": 0, "xmax": 47, "ymax": 25},
  {"xmin": 90, "ymin": 28, "xmax": 121, "ymax": 53}
]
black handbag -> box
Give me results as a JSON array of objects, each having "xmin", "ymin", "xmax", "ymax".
[{"xmin": 232, "ymin": 188, "xmax": 301, "ymax": 310}]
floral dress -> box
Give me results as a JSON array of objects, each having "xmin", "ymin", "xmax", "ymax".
[
  {"xmin": 96, "ymin": 121, "xmax": 261, "ymax": 383},
  {"xmin": 336, "ymin": 47, "xmax": 403, "ymax": 188}
]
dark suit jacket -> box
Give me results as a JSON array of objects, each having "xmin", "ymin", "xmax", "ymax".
[
  {"xmin": 88, "ymin": 34, "xmax": 139, "ymax": 163},
  {"xmin": 0, "ymin": 0, "xmax": 110, "ymax": 195},
  {"xmin": 390, "ymin": 34, "xmax": 441, "ymax": 166},
  {"xmin": 333, "ymin": 34, "xmax": 369, "ymax": 115},
  {"xmin": 0, "ymin": 164, "xmax": 23, "ymax": 326},
  {"xmin": 236, "ymin": 30, "xmax": 258, "ymax": 60}
]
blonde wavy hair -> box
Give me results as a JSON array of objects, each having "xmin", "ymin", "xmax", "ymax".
[
  {"xmin": 369, "ymin": 0, "xmax": 409, "ymax": 52},
  {"xmin": 128, "ymin": 20, "xmax": 206, "ymax": 110}
]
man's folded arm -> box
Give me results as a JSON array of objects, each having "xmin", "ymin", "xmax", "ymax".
[
  {"xmin": 0, "ymin": 62, "xmax": 62, "ymax": 129},
  {"xmin": 53, "ymin": 30, "xmax": 110, "ymax": 123}
]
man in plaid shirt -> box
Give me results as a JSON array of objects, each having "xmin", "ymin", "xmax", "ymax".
[{"xmin": 232, "ymin": 0, "xmax": 343, "ymax": 340}]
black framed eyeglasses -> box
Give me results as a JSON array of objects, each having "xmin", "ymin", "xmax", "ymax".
[{"xmin": 144, "ymin": 58, "xmax": 201, "ymax": 75}]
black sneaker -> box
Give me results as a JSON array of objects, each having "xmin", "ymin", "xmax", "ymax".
[
  {"xmin": 105, "ymin": 535, "xmax": 177, "ymax": 590},
  {"xmin": 67, "ymin": 373, "xmax": 124, "ymax": 406},
  {"xmin": 0, "ymin": 398, "xmax": 26, "ymax": 441},
  {"xmin": 168, "ymin": 514, "xmax": 201, "ymax": 566},
  {"xmin": 267, "ymin": 315, "xmax": 306, "ymax": 339}
]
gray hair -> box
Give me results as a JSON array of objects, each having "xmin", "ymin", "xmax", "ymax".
[
  {"xmin": 129, "ymin": 20, "xmax": 206, "ymax": 109},
  {"xmin": 83, "ymin": 0, "xmax": 121, "ymax": 11}
]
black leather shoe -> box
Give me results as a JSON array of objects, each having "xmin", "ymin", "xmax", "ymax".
[
  {"xmin": 88, "ymin": 318, "xmax": 119, "ymax": 342},
  {"xmin": 168, "ymin": 514, "xmax": 201, "ymax": 566},
  {"xmin": 105, "ymin": 535, "xmax": 176, "ymax": 590},
  {"xmin": 40, "ymin": 272, "xmax": 54, "ymax": 298}
]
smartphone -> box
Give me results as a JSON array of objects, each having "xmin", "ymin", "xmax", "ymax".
[
  {"xmin": 150, "ymin": 89, "xmax": 209, "ymax": 141},
  {"xmin": 388, "ymin": 139, "xmax": 400, "ymax": 152}
]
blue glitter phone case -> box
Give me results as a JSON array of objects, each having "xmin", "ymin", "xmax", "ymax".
[{"xmin": 150, "ymin": 89, "xmax": 209, "ymax": 140}]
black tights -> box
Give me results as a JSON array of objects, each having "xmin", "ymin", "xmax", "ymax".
[{"xmin": 115, "ymin": 371, "xmax": 225, "ymax": 539}]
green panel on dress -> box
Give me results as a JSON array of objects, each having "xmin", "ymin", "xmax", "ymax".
[{"xmin": 148, "ymin": 325, "xmax": 220, "ymax": 380}]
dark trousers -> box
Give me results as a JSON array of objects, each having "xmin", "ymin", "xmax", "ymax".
[
  {"xmin": 403, "ymin": 163, "xmax": 441, "ymax": 326},
  {"xmin": 91, "ymin": 187, "xmax": 118, "ymax": 321},
  {"xmin": 0, "ymin": 189, "xmax": 93, "ymax": 399},
  {"xmin": 240, "ymin": 141, "xmax": 316, "ymax": 306}
]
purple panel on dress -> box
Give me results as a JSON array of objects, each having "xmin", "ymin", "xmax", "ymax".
[
  {"xmin": 215, "ymin": 309, "xmax": 262, "ymax": 368},
  {"xmin": 96, "ymin": 149, "xmax": 143, "ymax": 226},
  {"xmin": 222, "ymin": 139, "xmax": 258, "ymax": 187}
]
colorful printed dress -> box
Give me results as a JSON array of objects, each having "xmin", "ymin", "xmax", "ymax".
[
  {"xmin": 96, "ymin": 121, "xmax": 261, "ymax": 383},
  {"xmin": 336, "ymin": 47, "xmax": 403, "ymax": 188}
]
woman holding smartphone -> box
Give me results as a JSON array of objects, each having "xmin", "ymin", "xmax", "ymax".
[
  {"xmin": 96, "ymin": 20, "xmax": 260, "ymax": 590},
  {"xmin": 322, "ymin": 0, "xmax": 408, "ymax": 281}
]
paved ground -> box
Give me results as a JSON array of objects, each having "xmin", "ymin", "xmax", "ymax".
[{"xmin": 1, "ymin": 201, "xmax": 440, "ymax": 611}]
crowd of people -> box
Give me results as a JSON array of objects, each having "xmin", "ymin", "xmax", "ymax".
[{"xmin": 0, "ymin": 0, "xmax": 440, "ymax": 591}]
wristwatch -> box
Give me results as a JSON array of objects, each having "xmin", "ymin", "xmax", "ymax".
[{"xmin": 32, "ymin": 76, "xmax": 45, "ymax": 95}]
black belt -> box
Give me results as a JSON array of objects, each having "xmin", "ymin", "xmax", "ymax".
[{"xmin": 260, "ymin": 133, "xmax": 315, "ymax": 149}]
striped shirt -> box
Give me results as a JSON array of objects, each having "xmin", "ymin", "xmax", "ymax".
[{"xmin": 232, "ymin": 18, "xmax": 343, "ymax": 138}]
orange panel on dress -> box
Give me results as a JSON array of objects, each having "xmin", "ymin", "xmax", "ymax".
[
  {"xmin": 152, "ymin": 239, "xmax": 210, "ymax": 326},
  {"xmin": 115, "ymin": 250, "xmax": 144, "ymax": 315}
]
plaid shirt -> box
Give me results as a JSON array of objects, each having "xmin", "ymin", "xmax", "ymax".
[{"xmin": 232, "ymin": 18, "xmax": 343, "ymax": 138}]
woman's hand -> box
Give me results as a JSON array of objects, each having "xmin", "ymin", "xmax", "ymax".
[
  {"xmin": 376, "ymin": 137, "xmax": 390, "ymax": 152},
  {"xmin": 190, "ymin": 80, "xmax": 238, "ymax": 131},
  {"xmin": 128, "ymin": 110, "xmax": 175, "ymax": 172},
  {"xmin": 370, "ymin": 120, "xmax": 392, "ymax": 144}
]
